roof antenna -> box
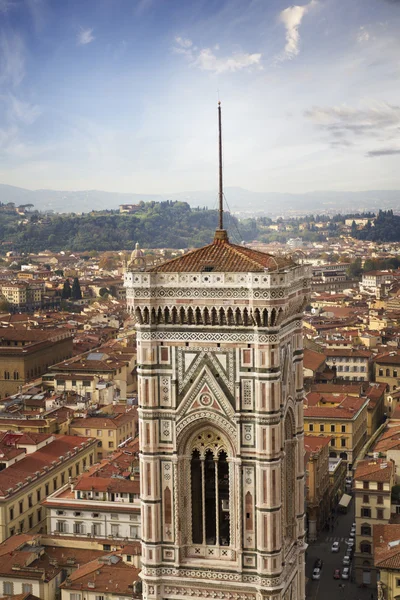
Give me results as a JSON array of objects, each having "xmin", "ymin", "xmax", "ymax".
[{"xmin": 215, "ymin": 102, "xmax": 228, "ymax": 242}]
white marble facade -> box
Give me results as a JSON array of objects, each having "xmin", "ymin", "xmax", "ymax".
[{"xmin": 125, "ymin": 246, "xmax": 311, "ymax": 600}]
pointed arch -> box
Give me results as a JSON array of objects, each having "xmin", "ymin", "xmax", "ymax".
[
  {"xmin": 164, "ymin": 307, "xmax": 170, "ymax": 324},
  {"xmin": 254, "ymin": 308, "xmax": 261, "ymax": 327},
  {"xmin": 235, "ymin": 308, "xmax": 242, "ymax": 326},
  {"xmin": 243, "ymin": 308, "xmax": 249, "ymax": 326},
  {"xmin": 219, "ymin": 307, "xmax": 227, "ymax": 326},
  {"xmin": 195, "ymin": 307, "xmax": 202, "ymax": 325},
  {"xmin": 227, "ymin": 307, "xmax": 234, "ymax": 326},
  {"xmin": 135, "ymin": 308, "xmax": 143, "ymax": 325},
  {"xmin": 211, "ymin": 307, "xmax": 218, "ymax": 325},
  {"xmin": 151, "ymin": 308, "xmax": 156, "ymax": 325},
  {"xmin": 171, "ymin": 307, "xmax": 178, "ymax": 324},
  {"xmin": 270, "ymin": 308, "xmax": 277, "ymax": 326},
  {"xmin": 203, "ymin": 307, "xmax": 211, "ymax": 325},
  {"xmin": 179, "ymin": 307, "xmax": 186, "ymax": 324},
  {"xmin": 157, "ymin": 307, "xmax": 163, "ymax": 324},
  {"xmin": 262, "ymin": 308, "xmax": 268, "ymax": 327},
  {"xmin": 143, "ymin": 307, "xmax": 149, "ymax": 324},
  {"xmin": 188, "ymin": 307, "xmax": 194, "ymax": 325}
]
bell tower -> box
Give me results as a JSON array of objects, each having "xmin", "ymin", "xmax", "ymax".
[{"xmin": 124, "ymin": 105, "xmax": 311, "ymax": 600}]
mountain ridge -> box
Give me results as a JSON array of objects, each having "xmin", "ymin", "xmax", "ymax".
[{"xmin": 1, "ymin": 183, "xmax": 399, "ymax": 215}]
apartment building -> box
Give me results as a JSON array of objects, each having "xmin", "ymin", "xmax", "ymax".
[
  {"xmin": 304, "ymin": 435, "xmax": 331, "ymax": 541},
  {"xmin": 353, "ymin": 458, "xmax": 395, "ymax": 587},
  {"xmin": 374, "ymin": 523, "xmax": 400, "ymax": 600},
  {"xmin": 43, "ymin": 474, "xmax": 141, "ymax": 541},
  {"xmin": 0, "ymin": 433, "xmax": 97, "ymax": 542},
  {"xmin": 0, "ymin": 328, "xmax": 73, "ymax": 399},
  {"xmin": 325, "ymin": 348, "xmax": 372, "ymax": 382},
  {"xmin": 69, "ymin": 408, "xmax": 136, "ymax": 460},
  {"xmin": 375, "ymin": 352, "xmax": 400, "ymax": 413},
  {"xmin": 304, "ymin": 394, "xmax": 368, "ymax": 469}
]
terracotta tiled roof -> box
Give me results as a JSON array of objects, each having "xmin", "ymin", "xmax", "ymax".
[
  {"xmin": 74, "ymin": 475, "xmax": 140, "ymax": 494},
  {"xmin": 374, "ymin": 524, "xmax": 400, "ymax": 569},
  {"xmin": 374, "ymin": 352, "xmax": 400, "ymax": 365},
  {"xmin": 310, "ymin": 383, "xmax": 363, "ymax": 395},
  {"xmin": 373, "ymin": 425, "xmax": 400, "ymax": 454},
  {"xmin": 304, "ymin": 435, "xmax": 331, "ymax": 454},
  {"xmin": 325, "ymin": 348, "xmax": 372, "ymax": 358},
  {"xmin": 303, "ymin": 349, "xmax": 326, "ymax": 373},
  {"xmin": 304, "ymin": 395, "xmax": 366, "ymax": 420},
  {"xmin": 62, "ymin": 555, "xmax": 140, "ymax": 596},
  {"xmin": 148, "ymin": 231, "xmax": 295, "ymax": 273},
  {"xmin": 354, "ymin": 458, "xmax": 394, "ymax": 482}
]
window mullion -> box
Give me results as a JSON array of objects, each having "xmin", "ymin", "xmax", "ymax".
[
  {"xmin": 215, "ymin": 457, "xmax": 219, "ymax": 546},
  {"xmin": 201, "ymin": 457, "xmax": 206, "ymax": 545}
]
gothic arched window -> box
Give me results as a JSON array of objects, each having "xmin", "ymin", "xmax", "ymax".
[{"xmin": 189, "ymin": 430, "xmax": 231, "ymax": 548}]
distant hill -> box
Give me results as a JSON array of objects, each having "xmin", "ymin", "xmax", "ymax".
[{"xmin": 1, "ymin": 183, "xmax": 399, "ymax": 216}]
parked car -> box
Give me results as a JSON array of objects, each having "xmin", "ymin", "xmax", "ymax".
[
  {"xmin": 342, "ymin": 567, "xmax": 350, "ymax": 580},
  {"xmin": 312, "ymin": 568, "xmax": 321, "ymax": 580},
  {"xmin": 333, "ymin": 569, "xmax": 341, "ymax": 579},
  {"xmin": 343, "ymin": 555, "xmax": 351, "ymax": 566},
  {"xmin": 350, "ymin": 529, "xmax": 355, "ymax": 538},
  {"xmin": 331, "ymin": 541, "xmax": 340, "ymax": 552},
  {"xmin": 314, "ymin": 559, "xmax": 323, "ymax": 569},
  {"xmin": 347, "ymin": 538, "xmax": 355, "ymax": 548}
]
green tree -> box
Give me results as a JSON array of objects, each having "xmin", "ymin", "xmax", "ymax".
[
  {"xmin": 61, "ymin": 279, "xmax": 71, "ymax": 299},
  {"xmin": 0, "ymin": 298, "xmax": 11, "ymax": 312},
  {"xmin": 347, "ymin": 258, "xmax": 363, "ymax": 278},
  {"xmin": 71, "ymin": 277, "xmax": 82, "ymax": 300},
  {"xmin": 351, "ymin": 220, "xmax": 357, "ymax": 237}
]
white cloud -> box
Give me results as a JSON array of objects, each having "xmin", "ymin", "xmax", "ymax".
[
  {"xmin": 175, "ymin": 36, "xmax": 192, "ymax": 49},
  {"xmin": 77, "ymin": 27, "xmax": 95, "ymax": 46},
  {"xmin": 306, "ymin": 102, "xmax": 400, "ymax": 151},
  {"xmin": 277, "ymin": 0, "xmax": 317, "ymax": 62},
  {"xmin": 7, "ymin": 95, "xmax": 41, "ymax": 125},
  {"xmin": 357, "ymin": 26, "xmax": 370, "ymax": 43},
  {"xmin": 195, "ymin": 48, "xmax": 262, "ymax": 74},
  {"xmin": 173, "ymin": 37, "xmax": 262, "ymax": 74},
  {"xmin": 0, "ymin": 30, "xmax": 25, "ymax": 87}
]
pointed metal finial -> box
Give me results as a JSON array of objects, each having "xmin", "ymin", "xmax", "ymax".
[{"xmin": 218, "ymin": 101, "xmax": 223, "ymax": 230}]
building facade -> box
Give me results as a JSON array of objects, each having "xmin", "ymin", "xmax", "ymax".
[
  {"xmin": 353, "ymin": 458, "xmax": 395, "ymax": 587},
  {"xmin": 125, "ymin": 229, "xmax": 311, "ymax": 600}
]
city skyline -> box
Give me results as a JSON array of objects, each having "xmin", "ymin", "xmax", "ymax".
[{"xmin": 0, "ymin": 0, "xmax": 400, "ymax": 197}]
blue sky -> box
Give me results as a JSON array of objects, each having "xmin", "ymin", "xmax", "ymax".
[{"xmin": 1, "ymin": 0, "xmax": 400, "ymax": 194}]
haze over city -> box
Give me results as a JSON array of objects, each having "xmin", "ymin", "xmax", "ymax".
[{"xmin": 1, "ymin": 0, "xmax": 400, "ymax": 199}]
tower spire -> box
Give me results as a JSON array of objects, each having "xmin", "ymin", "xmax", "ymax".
[
  {"xmin": 214, "ymin": 101, "xmax": 228, "ymax": 242},
  {"xmin": 218, "ymin": 101, "xmax": 223, "ymax": 230}
]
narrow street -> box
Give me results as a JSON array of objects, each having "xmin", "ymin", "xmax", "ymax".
[{"xmin": 305, "ymin": 502, "xmax": 374, "ymax": 600}]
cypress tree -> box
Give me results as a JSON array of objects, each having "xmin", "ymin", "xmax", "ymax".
[
  {"xmin": 71, "ymin": 277, "xmax": 82, "ymax": 300},
  {"xmin": 61, "ymin": 279, "xmax": 71, "ymax": 299}
]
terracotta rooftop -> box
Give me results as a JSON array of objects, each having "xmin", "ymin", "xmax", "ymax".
[
  {"xmin": 147, "ymin": 231, "xmax": 295, "ymax": 273},
  {"xmin": 74, "ymin": 475, "xmax": 140, "ymax": 494},
  {"xmin": 374, "ymin": 524, "xmax": 400, "ymax": 569},
  {"xmin": 325, "ymin": 348, "xmax": 372, "ymax": 358},
  {"xmin": 303, "ymin": 349, "xmax": 326, "ymax": 373},
  {"xmin": 354, "ymin": 458, "xmax": 394, "ymax": 482},
  {"xmin": 0, "ymin": 435, "xmax": 95, "ymax": 496},
  {"xmin": 62, "ymin": 555, "xmax": 141, "ymax": 596},
  {"xmin": 304, "ymin": 395, "xmax": 366, "ymax": 420},
  {"xmin": 373, "ymin": 425, "xmax": 400, "ymax": 454},
  {"xmin": 374, "ymin": 352, "xmax": 400, "ymax": 366},
  {"xmin": 304, "ymin": 435, "xmax": 331, "ymax": 455}
]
